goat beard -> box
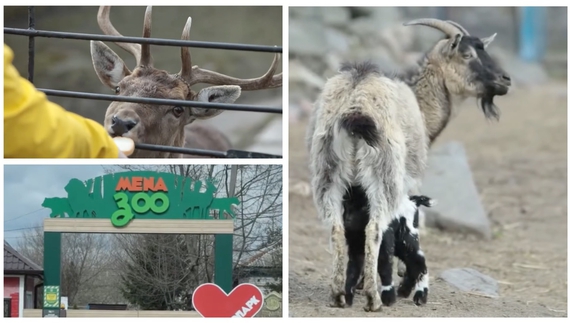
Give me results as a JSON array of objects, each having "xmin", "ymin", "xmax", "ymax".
[{"xmin": 478, "ymin": 92, "xmax": 500, "ymax": 121}]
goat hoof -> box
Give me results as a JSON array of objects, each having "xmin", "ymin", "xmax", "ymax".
[
  {"xmin": 381, "ymin": 287, "xmax": 396, "ymax": 306},
  {"xmin": 397, "ymin": 262, "xmax": 407, "ymax": 277},
  {"xmin": 329, "ymin": 293, "xmax": 347, "ymax": 308},
  {"xmin": 345, "ymin": 292, "xmax": 354, "ymax": 307},
  {"xmin": 397, "ymin": 283, "xmax": 413, "ymax": 298},
  {"xmin": 397, "ymin": 269, "xmax": 406, "ymax": 278},
  {"xmin": 413, "ymin": 288, "xmax": 428, "ymax": 306},
  {"xmin": 356, "ymin": 280, "xmax": 364, "ymax": 290},
  {"xmin": 363, "ymin": 292, "xmax": 382, "ymax": 312}
]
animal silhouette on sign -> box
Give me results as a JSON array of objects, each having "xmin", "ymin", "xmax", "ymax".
[
  {"xmin": 64, "ymin": 179, "xmax": 97, "ymax": 218},
  {"xmin": 182, "ymin": 179, "xmax": 218, "ymax": 219},
  {"xmin": 42, "ymin": 197, "xmax": 73, "ymax": 218},
  {"xmin": 210, "ymin": 197, "xmax": 240, "ymax": 219}
]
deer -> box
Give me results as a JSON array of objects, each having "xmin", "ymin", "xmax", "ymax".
[{"xmin": 89, "ymin": 6, "xmax": 282, "ymax": 158}]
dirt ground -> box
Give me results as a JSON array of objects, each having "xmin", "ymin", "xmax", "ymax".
[{"xmin": 288, "ymin": 82, "xmax": 568, "ymax": 317}]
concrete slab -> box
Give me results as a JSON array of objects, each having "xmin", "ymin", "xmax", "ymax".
[
  {"xmin": 440, "ymin": 268, "xmax": 499, "ymax": 298},
  {"xmin": 421, "ymin": 141, "xmax": 492, "ymax": 239}
]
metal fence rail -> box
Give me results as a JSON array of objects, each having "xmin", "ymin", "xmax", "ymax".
[{"xmin": 5, "ymin": 6, "xmax": 283, "ymax": 159}]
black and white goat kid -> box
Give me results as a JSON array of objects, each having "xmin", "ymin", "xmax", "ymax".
[
  {"xmin": 307, "ymin": 18, "xmax": 511, "ymax": 312},
  {"xmin": 345, "ymin": 192, "xmax": 435, "ymax": 307}
]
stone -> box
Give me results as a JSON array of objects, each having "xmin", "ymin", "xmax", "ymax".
[
  {"xmin": 420, "ymin": 141, "xmax": 492, "ymax": 239},
  {"xmin": 319, "ymin": 7, "xmax": 351, "ymax": 27},
  {"xmin": 289, "ymin": 60, "xmax": 326, "ymax": 89},
  {"xmin": 289, "ymin": 19, "xmax": 328, "ymax": 56},
  {"xmin": 324, "ymin": 27, "xmax": 352, "ymax": 55},
  {"xmin": 440, "ymin": 268, "xmax": 499, "ymax": 298}
]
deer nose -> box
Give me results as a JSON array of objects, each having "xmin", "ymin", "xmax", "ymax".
[{"xmin": 111, "ymin": 115, "xmax": 138, "ymax": 136}]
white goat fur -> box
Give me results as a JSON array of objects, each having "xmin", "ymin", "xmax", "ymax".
[{"xmin": 307, "ymin": 63, "xmax": 429, "ymax": 311}]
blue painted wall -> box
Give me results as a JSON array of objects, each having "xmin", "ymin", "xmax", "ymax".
[{"xmin": 518, "ymin": 7, "xmax": 547, "ymax": 62}]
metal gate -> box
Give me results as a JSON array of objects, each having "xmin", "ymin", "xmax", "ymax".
[{"xmin": 4, "ymin": 7, "xmax": 283, "ymax": 159}]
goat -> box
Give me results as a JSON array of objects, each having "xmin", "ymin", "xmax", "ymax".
[
  {"xmin": 90, "ymin": 6, "xmax": 282, "ymax": 158},
  {"xmin": 307, "ymin": 18, "xmax": 510, "ymax": 312},
  {"xmin": 346, "ymin": 193, "xmax": 435, "ymax": 307},
  {"xmin": 394, "ymin": 18, "xmax": 512, "ymax": 284}
]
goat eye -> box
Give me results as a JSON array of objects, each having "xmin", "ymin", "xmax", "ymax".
[
  {"xmin": 172, "ymin": 106, "xmax": 185, "ymax": 117},
  {"xmin": 114, "ymin": 86, "xmax": 120, "ymax": 94},
  {"xmin": 462, "ymin": 53, "xmax": 472, "ymax": 59}
]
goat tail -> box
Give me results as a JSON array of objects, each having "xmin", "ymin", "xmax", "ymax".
[{"xmin": 339, "ymin": 111, "xmax": 379, "ymax": 146}]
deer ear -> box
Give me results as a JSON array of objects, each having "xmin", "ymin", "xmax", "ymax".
[
  {"xmin": 90, "ymin": 41, "xmax": 131, "ymax": 89},
  {"xmin": 192, "ymin": 85, "xmax": 241, "ymax": 119}
]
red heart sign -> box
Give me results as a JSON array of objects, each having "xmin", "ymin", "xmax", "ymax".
[{"xmin": 192, "ymin": 283, "xmax": 264, "ymax": 318}]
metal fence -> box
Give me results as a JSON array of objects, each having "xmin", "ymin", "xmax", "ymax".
[{"xmin": 4, "ymin": 6, "xmax": 283, "ymax": 159}]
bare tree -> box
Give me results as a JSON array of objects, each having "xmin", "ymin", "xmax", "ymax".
[
  {"xmin": 101, "ymin": 164, "xmax": 282, "ymax": 310},
  {"xmin": 18, "ymin": 227, "xmax": 116, "ymax": 306}
]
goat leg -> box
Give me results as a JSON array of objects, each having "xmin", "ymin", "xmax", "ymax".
[
  {"xmin": 330, "ymin": 221, "xmax": 348, "ymax": 308},
  {"xmin": 378, "ymin": 224, "xmax": 397, "ymax": 306},
  {"xmin": 395, "ymin": 215, "xmax": 429, "ymax": 305},
  {"xmin": 362, "ymin": 217, "xmax": 383, "ymax": 312},
  {"xmin": 344, "ymin": 252, "xmax": 364, "ymax": 307}
]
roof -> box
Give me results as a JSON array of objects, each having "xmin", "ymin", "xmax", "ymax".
[
  {"xmin": 238, "ymin": 243, "xmax": 281, "ymax": 268},
  {"xmin": 4, "ymin": 240, "xmax": 43, "ymax": 275}
]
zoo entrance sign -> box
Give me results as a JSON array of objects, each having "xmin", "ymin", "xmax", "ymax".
[{"xmin": 42, "ymin": 171, "xmax": 240, "ymax": 227}]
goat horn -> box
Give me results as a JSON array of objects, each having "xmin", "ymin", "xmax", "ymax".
[
  {"xmin": 403, "ymin": 18, "xmax": 464, "ymax": 38},
  {"xmin": 139, "ymin": 6, "xmax": 153, "ymax": 67},
  {"xmin": 446, "ymin": 20, "xmax": 470, "ymax": 36}
]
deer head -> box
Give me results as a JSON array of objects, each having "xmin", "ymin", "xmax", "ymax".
[{"xmin": 90, "ymin": 6, "xmax": 282, "ymax": 157}]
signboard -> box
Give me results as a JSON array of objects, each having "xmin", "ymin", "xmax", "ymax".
[
  {"xmin": 43, "ymin": 286, "xmax": 60, "ymax": 308},
  {"xmin": 60, "ymin": 296, "xmax": 68, "ymax": 310},
  {"xmin": 42, "ymin": 309, "xmax": 60, "ymax": 318},
  {"xmin": 264, "ymin": 291, "xmax": 282, "ymax": 312},
  {"xmin": 192, "ymin": 283, "xmax": 264, "ymax": 318},
  {"xmin": 41, "ymin": 172, "xmax": 240, "ymax": 228}
]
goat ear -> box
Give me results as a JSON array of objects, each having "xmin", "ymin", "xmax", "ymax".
[
  {"xmin": 443, "ymin": 33, "xmax": 462, "ymax": 56},
  {"xmin": 192, "ymin": 85, "xmax": 241, "ymax": 120},
  {"xmin": 481, "ymin": 33, "xmax": 497, "ymax": 49},
  {"xmin": 90, "ymin": 41, "xmax": 131, "ymax": 89}
]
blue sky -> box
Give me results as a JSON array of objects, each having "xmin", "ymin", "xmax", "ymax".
[{"xmin": 3, "ymin": 165, "xmax": 123, "ymax": 246}]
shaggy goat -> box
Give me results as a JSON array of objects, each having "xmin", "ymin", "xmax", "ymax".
[
  {"xmin": 345, "ymin": 192, "xmax": 435, "ymax": 307},
  {"xmin": 307, "ymin": 18, "xmax": 510, "ymax": 312}
]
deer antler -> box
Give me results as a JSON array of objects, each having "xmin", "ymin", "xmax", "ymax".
[
  {"xmin": 177, "ymin": 16, "xmax": 282, "ymax": 91},
  {"xmin": 97, "ymin": 6, "xmax": 153, "ymax": 67}
]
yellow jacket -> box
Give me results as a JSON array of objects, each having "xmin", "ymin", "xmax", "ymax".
[{"xmin": 4, "ymin": 44, "xmax": 119, "ymax": 158}]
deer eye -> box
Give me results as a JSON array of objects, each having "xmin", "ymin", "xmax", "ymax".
[
  {"xmin": 114, "ymin": 86, "xmax": 120, "ymax": 94},
  {"xmin": 172, "ymin": 106, "xmax": 185, "ymax": 117}
]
